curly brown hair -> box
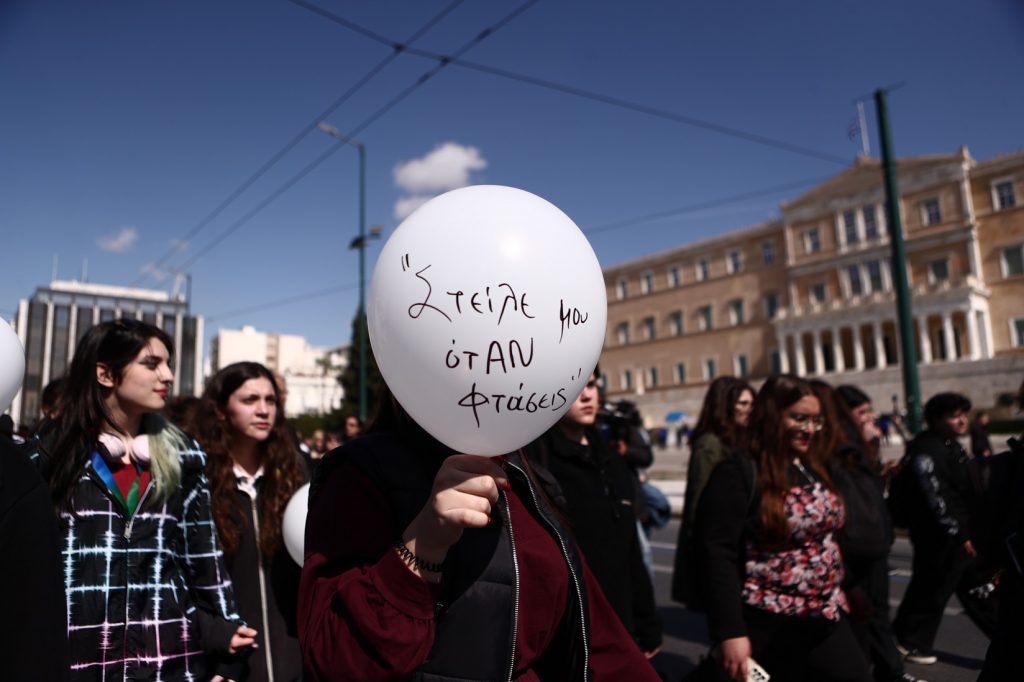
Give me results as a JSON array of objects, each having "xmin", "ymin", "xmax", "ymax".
[
  {"xmin": 745, "ymin": 374, "xmax": 834, "ymax": 548},
  {"xmin": 194, "ymin": 362, "xmax": 305, "ymax": 558}
]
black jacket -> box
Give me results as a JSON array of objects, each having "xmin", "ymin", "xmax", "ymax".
[
  {"xmin": 0, "ymin": 436, "xmax": 69, "ymax": 682},
  {"xmin": 211, "ymin": 475, "xmax": 305, "ymax": 681},
  {"xmin": 904, "ymin": 430, "xmax": 972, "ymax": 544},
  {"xmin": 35, "ymin": 434, "xmax": 243, "ymax": 681},
  {"xmin": 525, "ymin": 426, "xmax": 662, "ymax": 652}
]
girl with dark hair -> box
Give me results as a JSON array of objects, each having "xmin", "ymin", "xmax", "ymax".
[
  {"xmin": 697, "ymin": 374, "xmax": 870, "ymax": 681},
  {"xmin": 298, "ymin": 383, "xmax": 660, "ymax": 680},
  {"xmin": 671, "ymin": 376, "xmax": 752, "ymax": 606},
  {"xmin": 194, "ymin": 362, "xmax": 308, "ymax": 681},
  {"xmin": 35, "ymin": 319, "xmax": 253, "ymax": 681}
]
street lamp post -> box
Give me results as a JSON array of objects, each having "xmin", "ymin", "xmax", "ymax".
[{"xmin": 317, "ymin": 122, "xmax": 373, "ymax": 422}]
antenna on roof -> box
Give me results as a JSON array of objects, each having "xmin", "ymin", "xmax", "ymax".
[{"xmin": 51, "ymin": 254, "xmax": 59, "ymax": 283}]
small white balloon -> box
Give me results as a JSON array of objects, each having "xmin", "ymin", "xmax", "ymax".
[
  {"xmin": 282, "ymin": 483, "xmax": 310, "ymax": 566},
  {"xmin": 0, "ymin": 319, "xmax": 25, "ymax": 411},
  {"xmin": 368, "ymin": 185, "xmax": 607, "ymax": 455}
]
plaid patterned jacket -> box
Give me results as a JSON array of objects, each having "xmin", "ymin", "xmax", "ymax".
[{"xmin": 37, "ymin": 438, "xmax": 243, "ymax": 681}]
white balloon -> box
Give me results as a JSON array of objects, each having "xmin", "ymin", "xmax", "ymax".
[
  {"xmin": 0, "ymin": 319, "xmax": 25, "ymax": 412},
  {"xmin": 282, "ymin": 483, "xmax": 310, "ymax": 566},
  {"xmin": 368, "ymin": 185, "xmax": 607, "ymax": 455}
]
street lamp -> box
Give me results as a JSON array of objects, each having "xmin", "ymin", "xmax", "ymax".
[{"xmin": 317, "ymin": 121, "xmax": 378, "ymax": 422}]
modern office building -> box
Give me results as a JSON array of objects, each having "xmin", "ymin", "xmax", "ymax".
[
  {"xmin": 10, "ymin": 280, "xmax": 203, "ymax": 429},
  {"xmin": 600, "ymin": 147, "xmax": 1024, "ymax": 425},
  {"xmin": 209, "ymin": 325, "xmax": 346, "ymax": 417}
]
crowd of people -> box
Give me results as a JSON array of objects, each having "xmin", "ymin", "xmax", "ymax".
[{"xmin": 0, "ymin": 317, "xmax": 1022, "ymax": 682}]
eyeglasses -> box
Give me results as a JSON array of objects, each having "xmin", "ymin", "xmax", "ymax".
[{"xmin": 788, "ymin": 413, "xmax": 825, "ymax": 433}]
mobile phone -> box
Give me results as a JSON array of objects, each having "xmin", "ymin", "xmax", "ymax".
[{"xmin": 747, "ymin": 657, "xmax": 770, "ymax": 682}]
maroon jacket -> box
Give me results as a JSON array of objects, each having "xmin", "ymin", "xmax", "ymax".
[{"xmin": 298, "ymin": 439, "xmax": 659, "ymax": 681}]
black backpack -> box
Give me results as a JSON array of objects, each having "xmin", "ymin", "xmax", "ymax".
[{"xmin": 886, "ymin": 453, "xmax": 918, "ymax": 530}]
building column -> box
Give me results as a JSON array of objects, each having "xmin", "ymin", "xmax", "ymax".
[
  {"xmin": 873, "ymin": 321, "xmax": 887, "ymax": 369},
  {"xmin": 917, "ymin": 315, "xmax": 933, "ymax": 364},
  {"xmin": 812, "ymin": 329, "xmax": 825, "ymax": 375},
  {"xmin": 776, "ymin": 331, "xmax": 790, "ymax": 374},
  {"xmin": 831, "ymin": 327, "xmax": 845, "ymax": 373},
  {"xmin": 852, "ymin": 325, "xmax": 866, "ymax": 371},
  {"xmin": 942, "ymin": 312, "xmax": 957, "ymax": 361},
  {"xmin": 966, "ymin": 307, "xmax": 981, "ymax": 360},
  {"xmin": 979, "ymin": 310, "xmax": 994, "ymax": 359},
  {"xmin": 795, "ymin": 333, "xmax": 807, "ymax": 377}
]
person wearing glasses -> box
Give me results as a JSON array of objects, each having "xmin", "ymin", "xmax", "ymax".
[
  {"xmin": 33, "ymin": 319, "xmax": 254, "ymax": 681},
  {"xmin": 892, "ymin": 392, "xmax": 997, "ymax": 665},
  {"xmin": 696, "ymin": 375, "xmax": 870, "ymax": 682}
]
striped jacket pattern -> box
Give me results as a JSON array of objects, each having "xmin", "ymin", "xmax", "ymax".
[{"xmin": 37, "ymin": 437, "xmax": 243, "ymax": 681}]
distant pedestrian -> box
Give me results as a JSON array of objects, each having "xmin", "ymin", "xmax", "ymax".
[
  {"xmin": 343, "ymin": 414, "xmax": 362, "ymax": 441},
  {"xmin": 970, "ymin": 411, "xmax": 993, "ymax": 458},
  {"xmin": 892, "ymin": 392, "xmax": 997, "ymax": 665}
]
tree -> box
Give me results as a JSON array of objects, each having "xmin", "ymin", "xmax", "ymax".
[{"xmin": 338, "ymin": 309, "xmax": 386, "ymax": 421}]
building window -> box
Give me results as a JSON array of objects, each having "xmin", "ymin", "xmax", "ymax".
[
  {"xmin": 734, "ymin": 354, "xmax": 749, "ymax": 378},
  {"xmin": 810, "ymin": 282, "xmax": 827, "ymax": 304},
  {"xmin": 616, "ymin": 322, "xmax": 630, "ymax": 345},
  {"xmin": 928, "ymin": 259, "xmax": 950, "ymax": 284},
  {"xmin": 764, "ymin": 292, "xmax": 779, "ymax": 319},
  {"xmin": 728, "ymin": 299, "xmax": 745, "ymax": 326},
  {"xmin": 922, "ymin": 197, "xmax": 942, "ymax": 226},
  {"xmin": 696, "ymin": 258, "xmax": 710, "ymax": 282},
  {"xmin": 843, "ymin": 210, "xmax": 859, "ymax": 245},
  {"xmin": 646, "ymin": 366, "xmax": 659, "ymax": 388},
  {"xmin": 674, "ymin": 362, "xmax": 686, "ymax": 384},
  {"xmin": 770, "ymin": 350, "xmax": 782, "ymax": 374},
  {"xmin": 1011, "ymin": 318, "xmax": 1024, "ymax": 348},
  {"xmin": 867, "ymin": 260, "xmax": 884, "ymax": 292},
  {"xmin": 668, "ymin": 310, "xmax": 684, "ymax": 336},
  {"xmin": 703, "ymin": 358, "xmax": 717, "ymax": 380},
  {"xmin": 804, "ymin": 228, "xmax": 821, "ymax": 254},
  {"xmin": 993, "ymin": 179, "xmax": 1017, "ymax": 211},
  {"xmin": 727, "ymin": 249, "xmax": 742, "ymax": 274},
  {"xmin": 642, "ymin": 316, "xmax": 656, "ymax": 341},
  {"xmin": 1001, "ymin": 245, "xmax": 1024, "ymax": 277},
  {"xmin": 863, "ymin": 205, "xmax": 879, "ymax": 239},
  {"xmin": 621, "ymin": 369, "xmax": 633, "ymax": 391},
  {"xmin": 616, "ymin": 278, "xmax": 628, "ymax": 300},
  {"xmin": 847, "ymin": 264, "xmax": 864, "ymax": 296},
  {"xmin": 762, "ymin": 240, "xmax": 776, "ymax": 265},
  {"xmin": 640, "ymin": 270, "xmax": 654, "ymax": 295},
  {"xmin": 698, "ymin": 305, "xmax": 713, "ymax": 331},
  {"xmin": 667, "ymin": 265, "xmax": 681, "ymax": 288}
]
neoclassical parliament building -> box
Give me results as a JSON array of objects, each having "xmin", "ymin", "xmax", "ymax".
[{"xmin": 600, "ymin": 147, "xmax": 1024, "ymax": 424}]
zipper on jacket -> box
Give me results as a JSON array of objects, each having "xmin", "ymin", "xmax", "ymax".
[
  {"xmin": 248, "ymin": 493, "xmax": 275, "ymax": 682},
  {"xmin": 500, "ymin": 488, "xmax": 520, "ymax": 682},
  {"xmin": 121, "ymin": 476, "xmax": 152, "ymax": 671},
  {"xmin": 506, "ymin": 461, "xmax": 591, "ymax": 681}
]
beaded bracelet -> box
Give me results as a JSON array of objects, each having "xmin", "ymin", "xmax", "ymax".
[{"xmin": 394, "ymin": 539, "xmax": 444, "ymax": 573}]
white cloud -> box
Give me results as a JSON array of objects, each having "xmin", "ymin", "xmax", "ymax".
[
  {"xmin": 393, "ymin": 142, "xmax": 487, "ymax": 193},
  {"xmin": 97, "ymin": 227, "xmax": 138, "ymax": 253},
  {"xmin": 171, "ymin": 239, "xmax": 189, "ymax": 253},
  {"xmin": 392, "ymin": 142, "xmax": 487, "ymax": 219},
  {"xmin": 139, "ymin": 262, "xmax": 169, "ymax": 282}
]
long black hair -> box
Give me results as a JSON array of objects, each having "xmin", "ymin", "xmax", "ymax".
[
  {"xmin": 691, "ymin": 376, "xmax": 753, "ymax": 448},
  {"xmin": 44, "ymin": 319, "xmax": 185, "ymax": 516}
]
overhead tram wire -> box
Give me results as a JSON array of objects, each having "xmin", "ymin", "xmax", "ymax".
[
  {"xmin": 290, "ymin": 0, "xmax": 849, "ymax": 167},
  {"xmin": 132, "ymin": 0, "xmax": 465, "ymax": 286},
  {"xmin": 204, "ymin": 174, "xmax": 835, "ymax": 322},
  {"xmin": 207, "ymin": 281, "xmax": 359, "ymax": 323},
  {"xmin": 583, "ymin": 174, "xmax": 834, "ymax": 236},
  {"xmin": 158, "ymin": 0, "xmax": 540, "ymax": 277}
]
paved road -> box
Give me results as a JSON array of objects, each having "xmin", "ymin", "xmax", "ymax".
[{"xmin": 646, "ymin": 518, "xmax": 990, "ymax": 681}]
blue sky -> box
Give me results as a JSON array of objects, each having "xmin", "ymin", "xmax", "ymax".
[{"xmin": 2, "ymin": 0, "xmax": 1022, "ymax": 349}]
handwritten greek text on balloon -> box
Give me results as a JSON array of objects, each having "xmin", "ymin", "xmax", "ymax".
[
  {"xmin": 558, "ymin": 299, "xmax": 589, "ymax": 344},
  {"xmin": 458, "ymin": 381, "xmax": 570, "ymax": 428},
  {"xmin": 446, "ymin": 337, "xmax": 534, "ymax": 374},
  {"xmin": 444, "ymin": 283, "xmax": 534, "ymax": 325},
  {"xmin": 406, "ymin": 262, "xmax": 452, "ymax": 323}
]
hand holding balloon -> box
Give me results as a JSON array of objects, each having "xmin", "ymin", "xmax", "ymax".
[{"xmin": 400, "ymin": 455, "xmax": 510, "ymax": 575}]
